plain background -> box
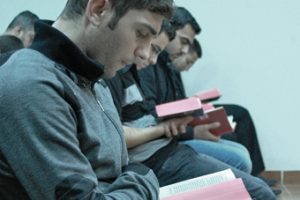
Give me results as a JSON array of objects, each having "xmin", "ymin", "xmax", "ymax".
[{"xmin": 0, "ymin": 0, "xmax": 299, "ymax": 171}]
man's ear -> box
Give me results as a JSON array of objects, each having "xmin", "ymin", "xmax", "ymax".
[
  {"xmin": 86, "ymin": 0, "xmax": 110, "ymax": 26},
  {"xmin": 13, "ymin": 25, "xmax": 24, "ymax": 37}
]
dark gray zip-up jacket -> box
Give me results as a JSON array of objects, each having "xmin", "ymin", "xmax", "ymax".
[{"xmin": 0, "ymin": 21, "xmax": 159, "ymax": 200}]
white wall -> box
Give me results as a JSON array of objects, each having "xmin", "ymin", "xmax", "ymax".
[
  {"xmin": 175, "ymin": 0, "xmax": 300, "ymax": 170},
  {"xmin": 0, "ymin": 1, "xmax": 65, "ymax": 32},
  {"xmin": 1, "ymin": 0, "xmax": 299, "ymax": 170}
]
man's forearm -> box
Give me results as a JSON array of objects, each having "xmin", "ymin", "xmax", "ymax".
[{"xmin": 123, "ymin": 126, "xmax": 165, "ymax": 148}]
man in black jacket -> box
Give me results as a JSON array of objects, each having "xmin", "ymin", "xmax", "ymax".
[
  {"xmin": 173, "ymin": 38, "xmax": 266, "ymax": 176},
  {"xmin": 172, "ymin": 39, "xmax": 280, "ymax": 194}
]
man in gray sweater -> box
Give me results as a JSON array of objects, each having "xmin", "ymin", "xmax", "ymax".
[{"xmin": 0, "ymin": 0, "xmax": 173, "ymax": 199}]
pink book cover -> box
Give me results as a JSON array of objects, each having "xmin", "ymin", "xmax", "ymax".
[
  {"xmin": 161, "ymin": 178, "xmax": 251, "ymax": 200},
  {"xmin": 195, "ymin": 88, "xmax": 221, "ymax": 102},
  {"xmin": 189, "ymin": 107, "xmax": 233, "ymax": 136},
  {"xmin": 202, "ymin": 103, "xmax": 215, "ymax": 112},
  {"xmin": 155, "ymin": 97, "xmax": 202, "ymax": 118}
]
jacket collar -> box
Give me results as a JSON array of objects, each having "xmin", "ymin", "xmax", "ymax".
[
  {"xmin": 30, "ymin": 20, "xmax": 104, "ymax": 82},
  {"xmin": 158, "ymin": 50, "xmax": 171, "ymax": 65},
  {"xmin": 157, "ymin": 50, "xmax": 174, "ymax": 70}
]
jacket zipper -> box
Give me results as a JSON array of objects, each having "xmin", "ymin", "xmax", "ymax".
[{"xmin": 92, "ymin": 90, "xmax": 124, "ymax": 139}]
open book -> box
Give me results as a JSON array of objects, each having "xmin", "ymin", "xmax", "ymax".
[
  {"xmin": 194, "ymin": 88, "xmax": 221, "ymax": 103},
  {"xmin": 160, "ymin": 169, "xmax": 251, "ymax": 200},
  {"xmin": 155, "ymin": 97, "xmax": 203, "ymax": 119},
  {"xmin": 189, "ymin": 106, "xmax": 236, "ymax": 136}
]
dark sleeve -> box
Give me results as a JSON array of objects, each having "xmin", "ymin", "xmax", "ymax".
[
  {"xmin": 174, "ymin": 71, "xmax": 187, "ymax": 99},
  {"xmin": 138, "ymin": 65, "xmax": 159, "ymax": 117},
  {"xmin": 0, "ymin": 51, "xmax": 16, "ymax": 66}
]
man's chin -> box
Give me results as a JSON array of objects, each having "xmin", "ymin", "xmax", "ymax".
[
  {"xmin": 120, "ymin": 61, "xmax": 132, "ymax": 67},
  {"xmin": 170, "ymin": 54, "xmax": 182, "ymax": 61},
  {"xmin": 136, "ymin": 62, "xmax": 149, "ymax": 70},
  {"xmin": 102, "ymin": 69, "xmax": 117, "ymax": 79},
  {"xmin": 136, "ymin": 65, "xmax": 145, "ymax": 70},
  {"xmin": 102, "ymin": 62, "xmax": 129, "ymax": 79},
  {"xmin": 101, "ymin": 73, "xmax": 113, "ymax": 79}
]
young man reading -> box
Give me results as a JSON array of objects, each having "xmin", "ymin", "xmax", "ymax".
[
  {"xmin": 173, "ymin": 38, "xmax": 279, "ymax": 193},
  {"xmin": 0, "ymin": 0, "xmax": 173, "ymax": 199}
]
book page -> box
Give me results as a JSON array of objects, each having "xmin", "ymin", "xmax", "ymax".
[
  {"xmin": 227, "ymin": 115, "xmax": 236, "ymax": 128},
  {"xmin": 161, "ymin": 178, "xmax": 251, "ymax": 200},
  {"xmin": 159, "ymin": 169, "xmax": 235, "ymax": 198}
]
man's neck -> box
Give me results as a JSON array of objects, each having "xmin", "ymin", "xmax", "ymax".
[{"xmin": 52, "ymin": 18, "xmax": 87, "ymax": 55}]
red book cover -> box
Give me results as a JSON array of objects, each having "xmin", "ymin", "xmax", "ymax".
[
  {"xmin": 189, "ymin": 107, "xmax": 234, "ymax": 136},
  {"xmin": 155, "ymin": 97, "xmax": 202, "ymax": 118},
  {"xmin": 195, "ymin": 88, "xmax": 221, "ymax": 102}
]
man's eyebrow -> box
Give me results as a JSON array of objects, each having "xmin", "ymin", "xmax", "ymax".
[{"xmin": 140, "ymin": 23, "xmax": 158, "ymax": 37}]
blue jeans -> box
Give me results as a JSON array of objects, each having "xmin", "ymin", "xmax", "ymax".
[
  {"xmin": 147, "ymin": 144, "xmax": 276, "ymax": 200},
  {"xmin": 181, "ymin": 139, "xmax": 252, "ymax": 173}
]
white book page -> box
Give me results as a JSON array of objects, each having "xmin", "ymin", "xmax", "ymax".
[
  {"xmin": 159, "ymin": 169, "xmax": 235, "ymax": 198},
  {"xmin": 227, "ymin": 115, "xmax": 237, "ymax": 130}
]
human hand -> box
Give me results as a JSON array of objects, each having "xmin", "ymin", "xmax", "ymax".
[
  {"xmin": 193, "ymin": 122, "xmax": 221, "ymax": 141},
  {"xmin": 158, "ymin": 116, "xmax": 194, "ymax": 138}
]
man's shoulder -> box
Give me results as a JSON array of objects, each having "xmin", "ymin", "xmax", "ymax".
[
  {"xmin": 0, "ymin": 49, "xmax": 64, "ymax": 95},
  {"xmin": 1, "ymin": 49, "xmax": 58, "ymax": 76},
  {"xmin": 1, "ymin": 49, "xmax": 56, "ymax": 72},
  {"xmin": 9, "ymin": 49, "xmax": 53, "ymax": 65}
]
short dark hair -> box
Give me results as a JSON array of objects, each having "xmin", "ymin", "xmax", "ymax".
[
  {"xmin": 6, "ymin": 11, "xmax": 39, "ymax": 31},
  {"xmin": 191, "ymin": 39, "xmax": 202, "ymax": 58},
  {"xmin": 170, "ymin": 7, "xmax": 201, "ymax": 34},
  {"xmin": 0, "ymin": 35, "xmax": 24, "ymax": 54},
  {"xmin": 61, "ymin": 0, "xmax": 174, "ymax": 29},
  {"xmin": 161, "ymin": 20, "xmax": 176, "ymax": 41}
]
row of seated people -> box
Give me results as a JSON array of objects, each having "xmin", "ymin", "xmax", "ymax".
[{"xmin": 0, "ymin": 3, "xmax": 279, "ymax": 199}]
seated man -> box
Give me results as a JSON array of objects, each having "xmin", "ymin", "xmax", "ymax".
[
  {"xmin": 4, "ymin": 10, "xmax": 39, "ymax": 47},
  {"xmin": 173, "ymin": 38, "xmax": 266, "ymax": 176},
  {"xmin": 0, "ymin": 0, "xmax": 174, "ymax": 199},
  {"xmin": 138, "ymin": 9, "xmax": 252, "ymax": 174},
  {"xmin": 107, "ymin": 7, "xmax": 276, "ymax": 200}
]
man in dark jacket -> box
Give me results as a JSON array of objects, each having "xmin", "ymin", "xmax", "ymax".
[
  {"xmin": 172, "ymin": 39, "xmax": 280, "ymax": 195},
  {"xmin": 173, "ymin": 38, "xmax": 266, "ymax": 176}
]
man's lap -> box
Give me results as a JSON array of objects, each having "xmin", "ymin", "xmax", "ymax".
[
  {"xmin": 181, "ymin": 139, "xmax": 252, "ymax": 173},
  {"xmin": 151, "ymin": 144, "xmax": 276, "ymax": 200}
]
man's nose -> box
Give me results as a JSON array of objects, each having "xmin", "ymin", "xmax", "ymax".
[
  {"xmin": 181, "ymin": 44, "xmax": 190, "ymax": 54},
  {"xmin": 137, "ymin": 44, "xmax": 151, "ymax": 62},
  {"xmin": 149, "ymin": 54, "xmax": 158, "ymax": 65}
]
